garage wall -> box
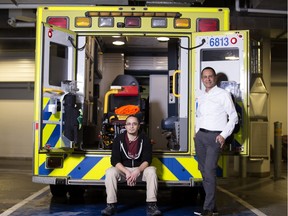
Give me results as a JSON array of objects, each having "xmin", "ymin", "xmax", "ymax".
[
  {"xmin": 0, "ymin": 51, "xmax": 35, "ymax": 158},
  {"xmin": 269, "ymin": 61, "xmax": 288, "ymax": 147}
]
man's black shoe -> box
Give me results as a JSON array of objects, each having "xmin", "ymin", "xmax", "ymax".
[
  {"xmin": 200, "ymin": 209, "xmax": 213, "ymax": 216},
  {"xmin": 146, "ymin": 202, "xmax": 162, "ymax": 216},
  {"xmin": 101, "ymin": 203, "xmax": 117, "ymax": 216},
  {"xmin": 198, "ymin": 209, "xmax": 219, "ymax": 216},
  {"xmin": 212, "ymin": 208, "xmax": 219, "ymax": 215}
]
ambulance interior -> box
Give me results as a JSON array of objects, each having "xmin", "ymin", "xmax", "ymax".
[{"xmin": 76, "ymin": 35, "xmax": 186, "ymax": 152}]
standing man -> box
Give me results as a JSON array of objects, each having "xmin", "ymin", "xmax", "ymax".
[
  {"xmin": 101, "ymin": 115, "xmax": 162, "ymax": 216},
  {"xmin": 194, "ymin": 67, "xmax": 238, "ymax": 216}
]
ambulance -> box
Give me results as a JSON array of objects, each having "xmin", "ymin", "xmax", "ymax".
[{"xmin": 32, "ymin": 5, "xmax": 250, "ymax": 196}]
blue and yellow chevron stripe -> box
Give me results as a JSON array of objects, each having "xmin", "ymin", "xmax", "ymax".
[
  {"xmin": 42, "ymin": 97, "xmax": 62, "ymax": 148},
  {"xmin": 37, "ymin": 154, "xmax": 226, "ymax": 181}
]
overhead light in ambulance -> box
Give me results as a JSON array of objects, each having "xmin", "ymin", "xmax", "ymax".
[
  {"xmin": 225, "ymin": 56, "xmax": 239, "ymax": 60},
  {"xmin": 113, "ymin": 40, "xmax": 125, "ymax": 46},
  {"xmin": 152, "ymin": 18, "xmax": 167, "ymax": 28},
  {"xmin": 47, "ymin": 17, "xmax": 68, "ymax": 29},
  {"xmin": 157, "ymin": 37, "xmax": 169, "ymax": 42},
  {"xmin": 125, "ymin": 17, "xmax": 141, "ymax": 27},
  {"xmin": 174, "ymin": 18, "xmax": 190, "ymax": 28},
  {"xmin": 197, "ymin": 18, "xmax": 219, "ymax": 32},
  {"xmin": 99, "ymin": 17, "xmax": 114, "ymax": 27},
  {"xmin": 75, "ymin": 17, "xmax": 91, "ymax": 27}
]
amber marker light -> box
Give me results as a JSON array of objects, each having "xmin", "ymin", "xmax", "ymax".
[
  {"xmin": 174, "ymin": 18, "xmax": 190, "ymax": 28},
  {"xmin": 75, "ymin": 17, "xmax": 91, "ymax": 27}
]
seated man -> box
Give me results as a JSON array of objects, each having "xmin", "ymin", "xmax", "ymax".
[{"xmin": 101, "ymin": 115, "xmax": 161, "ymax": 216}]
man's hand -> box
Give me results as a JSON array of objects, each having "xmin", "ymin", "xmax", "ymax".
[
  {"xmin": 125, "ymin": 170, "xmax": 133, "ymax": 186},
  {"xmin": 215, "ymin": 135, "xmax": 225, "ymax": 148},
  {"xmin": 126, "ymin": 168, "xmax": 140, "ymax": 186}
]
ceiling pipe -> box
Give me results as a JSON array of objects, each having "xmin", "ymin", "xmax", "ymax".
[
  {"xmin": 0, "ymin": 37, "xmax": 35, "ymax": 40},
  {"xmin": 7, "ymin": 18, "xmax": 35, "ymax": 28},
  {"xmin": 235, "ymin": 0, "xmax": 287, "ymax": 15},
  {"xmin": 0, "ymin": 4, "xmax": 99, "ymax": 9}
]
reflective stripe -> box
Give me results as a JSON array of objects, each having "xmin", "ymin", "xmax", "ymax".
[{"xmin": 152, "ymin": 157, "xmax": 203, "ymax": 180}]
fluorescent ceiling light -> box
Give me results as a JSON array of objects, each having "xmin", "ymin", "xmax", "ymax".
[
  {"xmin": 225, "ymin": 56, "xmax": 239, "ymax": 60},
  {"xmin": 113, "ymin": 41, "xmax": 125, "ymax": 46},
  {"xmin": 157, "ymin": 37, "xmax": 169, "ymax": 42}
]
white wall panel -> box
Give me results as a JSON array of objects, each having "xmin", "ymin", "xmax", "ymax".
[
  {"xmin": 0, "ymin": 52, "xmax": 35, "ymax": 82},
  {"xmin": 0, "ymin": 100, "xmax": 33, "ymax": 158},
  {"xmin": 149, "ymin": 75, "xmax": 168, "ymax": 150},
  {"xmin": 125, "ymin": 56, "xmax": 167, "ymax": 71},
  {"xmin": 99, "ymin": 53, "xmax": 124, "ymax": 102}
]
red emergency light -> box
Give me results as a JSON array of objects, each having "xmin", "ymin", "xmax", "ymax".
[
  {"xmin": 231, "ymin": 37, "xmax": 237, "ymax": 44},
  {"xmin": 197, "ymin": 18, "xmax": 219, "ymax": 32},
  {"xmin": 124, "ymin": 17, "xmax": 141, "ymax": 27},
  {"xmin": 48, "ymin": 29, "xmax": 53, "ymax": 38},
  {"xmin": 47, "ymin": 17, "xmax": 68, "ymax": 29}
]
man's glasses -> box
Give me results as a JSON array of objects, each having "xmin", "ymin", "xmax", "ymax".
[{"xmin": 125, "ymin": 122, "xmax": 138, "ymax": 127}]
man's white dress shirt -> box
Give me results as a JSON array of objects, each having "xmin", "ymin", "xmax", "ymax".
[{"xmin": 196, "ymin": 85, "xmax": 238, "ymax": 139}]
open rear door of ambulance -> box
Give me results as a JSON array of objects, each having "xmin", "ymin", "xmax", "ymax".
[
  {"xmin": 40, "ymin": 23, "xmax": 78, "ymax": 151},
  {"xmin": 192, "ymin": 30, "xmax": 249, "ymax": 156}
]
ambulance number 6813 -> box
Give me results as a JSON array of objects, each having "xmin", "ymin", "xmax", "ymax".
[{"xmin": 209, "ymin": 37, "xmax": 229, "ymax": 47}]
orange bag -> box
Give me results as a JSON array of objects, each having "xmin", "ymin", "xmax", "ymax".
[{"xmin": 115, "ymin": 105, "xmax": 140, "ymax": 115}]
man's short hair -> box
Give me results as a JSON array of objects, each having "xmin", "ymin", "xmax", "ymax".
[
  {"xmin": 201, "ymin": 67, "xmax": 216, "ymax": 76},
  {"xmin": 125, "ymin": 115, "xmax": 140, "ymax": 124}
]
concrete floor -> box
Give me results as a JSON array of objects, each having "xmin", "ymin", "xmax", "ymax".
[{"xmin": 0, "ymin": 158, "xmax": 287, "ymax": 216}]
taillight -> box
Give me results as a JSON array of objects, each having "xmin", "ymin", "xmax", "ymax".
[
  {"xmin": 47, "ymin": 17, "xmax": 68, "ymax": 29},
  {"xmin": 197, "ymin": 18, "xmax": 219, "ymax": 32},
  {"xmin": 125, "ymin": 17, "xmax": 141, "ymax": 27},
  {"xmin": 35, "ymin": 122, "xmax": 39, "ymax": 130}
]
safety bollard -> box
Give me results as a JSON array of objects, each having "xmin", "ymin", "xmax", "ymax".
[{"xmin": 273, "ymin": 121, "xmax": 282, "ymax": 180}]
